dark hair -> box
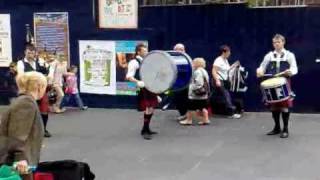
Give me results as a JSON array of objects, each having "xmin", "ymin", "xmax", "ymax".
[
  {"xmin": 24, "ymin": 44, "xmax": 36, "ymax": 51},
  {"xmin": 135, "ymin": 43, "xmax": 147, "ymax": 57},
  {"xmin": 219, "ymin": 45, "xmax": 230, "ymax": 54},
  {"xmin": 68, "ymin": 65, "xmax": 78, "ymax": 72}
]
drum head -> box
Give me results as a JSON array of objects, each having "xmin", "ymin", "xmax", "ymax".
[
  {"xmin": 140, "ymin": 51, "xmax": 177, "ymax": 94},
  {"xmin": 261, "ymin": 77, "xmax": 287, "ymax": 88}
]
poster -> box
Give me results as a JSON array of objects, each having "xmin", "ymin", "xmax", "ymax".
[
  {"xmin": 34, "ymin": 12, "xmax": 70, "ymax": 63},
  {"xmin": 0, "ymin": 14, "xmax": 12, "ymax": 67},
  {"xmin": 98, "ymin": 0, "xmax": 138, "ymax": 29},
  {"xmin": 79, "ymin": 40, "xmax": 116, "ymax": 94},
  {"xmin": 115, "ymin": 41, "xmax": 148, "ymax": 95}
]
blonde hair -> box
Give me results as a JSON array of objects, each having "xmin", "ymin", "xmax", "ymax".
[
  {"xmin": 16, "ymin": 71, "xmax": 47, "ymax": 94},
  {"xmin": 273, "ymin": 34, "xmax": 285, "ymax": 43},
  {"xmin": 193, "ymin": 57, "xmax": 206, "ymax": 68}
]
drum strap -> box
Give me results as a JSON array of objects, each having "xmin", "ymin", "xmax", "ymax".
[{"xmin": 197, "ymin": 69, "xmax": 210, "ymax": 94}]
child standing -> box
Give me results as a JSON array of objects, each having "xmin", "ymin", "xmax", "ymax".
[{"xmin": 60, "ymin": 65, "xmax": 88, "ymax": 111}]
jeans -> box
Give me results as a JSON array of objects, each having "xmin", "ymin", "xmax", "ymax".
[
  {"xmin": 216, "ymin": 83, "xmax": 236, "ymax": 115},
  {"xmin": 60, "ymin": 93, "xmax": 84, "ymax": 109}
]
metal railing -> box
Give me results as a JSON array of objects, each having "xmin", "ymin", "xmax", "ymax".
[
  {"xmin": 140, "ymin": 0, "xmax": 306, "ymax": 7},
  {"xmin": 252, "ymin": 0, "xmax": 306, "ymax": 7},
  {"xmin": 140, "ymin": 0, "xmax": 244, "ymax": 5}
]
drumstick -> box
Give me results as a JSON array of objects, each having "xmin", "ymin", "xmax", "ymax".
[
  {"xmin": 274, "ymin": 71, "xmax": 286, "ymax": 77},
  {"xmin": 262, "ymin": 74, "xmax": 273, "ymax": 77}
]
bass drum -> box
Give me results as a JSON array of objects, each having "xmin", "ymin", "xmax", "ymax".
[{"xmin": 140, "ymin": 50, "xmax": 193, "ymax": 94}]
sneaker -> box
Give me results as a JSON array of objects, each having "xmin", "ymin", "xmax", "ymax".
[
  {"xmin": 177, "ymin": 115, "xmax": 187, "ymax": 121},
  {"xmin": 80, "ymin": 106, "xmax": 88, "ymax": 110},
  {"xmin": 229, "ymin": 114, "xmax": 241, "ymax": 119},
  {"xmin": 198, "ymin": 120, "xmax": 211, "ymax": 125},
  {"xmin": 60, "ymin": 108, "xmax": 66, "ymax": 112},
  {"xmin": 161, "ymin": 103, "xmax": 170, "ymax": 111},
  {"xmin": 179, "ymin": 119, "xmax": 193, "ymax": 125}
]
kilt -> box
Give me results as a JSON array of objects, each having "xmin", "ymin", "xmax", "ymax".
[
  {"xmin": 267, "ymin": 98, "xmax": 293, "ymax": 109},
  {"xmin": 137, "ymin": 88, "xmax": 158, "ymax": 111},
  {"xmin": 38, "ymin": 93, "xmax": 50, "ymax": 113}
]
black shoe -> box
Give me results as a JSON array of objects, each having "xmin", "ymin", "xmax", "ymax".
[
  {"xmin": 147, "ymin": 130, "xmax": 158, "ymax": 135},
  {"xmin": 141, "ymin": 133, "xmax": 152, "ymax": 140},
  {"xmin": 44, "ymin": 130, "xmax": 52, "ymax": 138},
  {"xmin": 267, "ymin": 129, "xmax": 281, "ymax": 135},
  {"xmin": 280, "ymin": 131, "xmax": 289, "ymax": 138}
]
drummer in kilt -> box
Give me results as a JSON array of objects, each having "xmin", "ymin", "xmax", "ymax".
[
  {"xmin": 256, "ymin": 34, "xmax": 298, "ymax": 138},
  {"xmin": 126, "ymin": 44, "xmax": 159, "ymax": 140}
]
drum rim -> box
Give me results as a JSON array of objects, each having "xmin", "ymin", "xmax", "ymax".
[
  {"xmin": 261, "ymin": 77, "xmax": 287, "ymax": 88},
  {"xmin": 140, "ymin": 50, "xmax": 178, "ymax": 94},
  {"xmin": 265, "ymin": 96, "xmax": 290, "ymax": 103}
]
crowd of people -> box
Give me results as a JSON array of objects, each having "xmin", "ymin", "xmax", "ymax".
[
  {"xmin": 126, "ymin": 33, "xmax": 297, "ymax": 140},
  {"xmin": 0, "ymin": 33, "xmax": 297, "ymax": 179}
]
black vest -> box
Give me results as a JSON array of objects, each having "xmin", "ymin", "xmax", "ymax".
[
  {"xmin": 265, "ymin": 52, "xmax": 290, "ymax": 75},
  {"xmin": 134, "ymin": 58, "xmax": 141, "ymax": 81},
  {"xmin": 21, "ymin": 59, "xmax": 49, "ymax": 75}
]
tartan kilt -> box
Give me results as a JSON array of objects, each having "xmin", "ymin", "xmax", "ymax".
[
  {"xmin": 137, "ymin": 88, "xmax": 158, "ymax": 111},
  {"xmin": 268, "ymin": 98, "xmax": 293, "ymax": 109},
  {"xmin": 38, "ymin": 93, "xmax": 50, "ymax": 113}
]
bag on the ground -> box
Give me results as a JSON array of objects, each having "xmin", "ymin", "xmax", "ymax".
[{"xmin": 36, "ymin": 160, "xmax": 95, "ymax": 180}]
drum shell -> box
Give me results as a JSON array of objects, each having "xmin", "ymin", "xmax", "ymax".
[
  {"xmin": 140, "ymin": 51, "xmax": 193, "ymax": 94},
  {"xmin": 261, "ymin": 78, "xmax": 291, "ymax": 103}
]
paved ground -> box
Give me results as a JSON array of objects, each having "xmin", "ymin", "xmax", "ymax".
[{"xmin": 1, "ymin": 107, "xmax": 320, "ymax": 180}]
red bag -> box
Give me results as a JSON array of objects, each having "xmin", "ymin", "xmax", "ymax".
[{"xmin": 33, "ymin": 172, "xmax": 54, "ymax": 180}]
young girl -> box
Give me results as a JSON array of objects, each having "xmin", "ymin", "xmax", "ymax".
[{"xmin": 60, "ymin": 65, "xmax": 88, "ymax": 111}]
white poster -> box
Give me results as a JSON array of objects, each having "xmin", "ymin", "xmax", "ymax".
[
  {"xmin": 0, "ymin": 14, "xmax": 12, "ymax": 67},
  {"xmin": 98, "ymin": 0, "xmax": 138, "ymax": 29},
  {"xmin": 79, "ymin": 40, "xmax": 116, "ymax": 94}
]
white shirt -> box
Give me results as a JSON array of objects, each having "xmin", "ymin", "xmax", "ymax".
[
  {"xmin": 213, "ymin": 56, "xmax": 230, "ymax": 80},
  {"xmin": 17, "ymin": 58, "xmax": 36, "ymax": 75},
  {"xmin": 258, "ymin": 48, "xmax": 298, "ymax": 76},
  {"xmin": 48, "ymin": 60, "xmax": 67, "ymax": 86},
  {"xmin": 126, "ymin": 56, "xmax": 143, "ymax": 80}
]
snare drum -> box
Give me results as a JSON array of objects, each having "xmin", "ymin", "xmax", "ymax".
[
  {"xmin": 260, "ymin": 77, "xmax": 291, "ymax": 103},
  {"xmin": 140, "ymin": 50, "xmax": 193, "ymax": 94}
]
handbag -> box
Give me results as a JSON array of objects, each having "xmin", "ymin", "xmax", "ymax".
[
  {"xmin": 47, "ymin": 87, "xmax": 57, "ymax": 105},
  {"xmin": 193, "ymin": 69, "xmax": 209, "ymax": 96}
]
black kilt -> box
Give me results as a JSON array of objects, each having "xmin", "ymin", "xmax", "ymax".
[{"xmin": 187, "ymin": 99, "xmax": 208, "ymax": 111}]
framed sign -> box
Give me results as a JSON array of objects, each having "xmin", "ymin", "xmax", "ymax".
[
  {"xmin": 34, "ymin": 12, "xmax": 70, "ymax": 63},
  {"xmin": 98, "ymin": 0, "xmax": 138, "ymax": 29}
]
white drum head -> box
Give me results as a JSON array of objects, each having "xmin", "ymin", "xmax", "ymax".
[
  {"xmin": 140, "ymin": 51, "xmax": 177, "ymax": 94},
  {"xmin": 261, "ymin": 77, "xmax": 287, "ymax": 88}
]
